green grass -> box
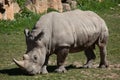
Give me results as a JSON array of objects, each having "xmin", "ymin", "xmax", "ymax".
[
  {"xmin": 0, "ymin": 5, "xmax": 120, "ymax": 80},
  {"xmin": 76, "ymin": 0, "xmax": 120, "ymax": 13}
]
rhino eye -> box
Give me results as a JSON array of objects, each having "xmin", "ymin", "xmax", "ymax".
[{"xmin": 33, "ymin": 55, "xmax": 37, "ymax": 60}]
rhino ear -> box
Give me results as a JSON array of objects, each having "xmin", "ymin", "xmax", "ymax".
[
  {"xmin": 24, "ymin": 29, "xmax": 30, "ymax": 37},
  {"xmin": 34, "ymin": 31, "xmax": 44, "ymax": 41}
]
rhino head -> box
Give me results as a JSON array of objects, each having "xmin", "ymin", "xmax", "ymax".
[{"xmin": 13, "ymin": 29, "xmax": 46, "ymax": 75}]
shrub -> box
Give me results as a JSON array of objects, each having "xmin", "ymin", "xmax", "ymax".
[
  {"xmin": 76, "ymin": 0, "xmax": 119, "ymax": 12},
  {"xmin": 16, "ymin": 0, "xmax": 26, "ymax": 9}
]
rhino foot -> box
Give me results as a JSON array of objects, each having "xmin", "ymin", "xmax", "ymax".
[
  {"xmin": 98, "ymin": 64, "xmax": 108, "ymax": 68},
  {"xmin": 83, "ymin": 63, "xmax": 93, "ymax": 68},
  {"xmin": 55, "ymin": 66, "xmax": 67, "ymax": 73},
  {"xmin": 41, "ymin": 69, "xmax": 48, "ymax": 74},
  {"xmin": 41, "ymin": 66, "xmax": 48, "ymax": 74}
]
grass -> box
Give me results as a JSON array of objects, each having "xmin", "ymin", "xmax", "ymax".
[
  {"xmin": 76, "ymin": 0, "xmax": 120, "ymax": 13},
  {"xmin": 0, "ymin": 4, "xmax": 120, "ymax": 80}
]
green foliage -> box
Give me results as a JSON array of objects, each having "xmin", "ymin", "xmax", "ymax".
[
  {"xmin": 76, "ymin": 0, "xmax": 119, "ymax": 12},
  {"xmin": 0, "ymin": 12, "xmax": 41, "ymax": 34},
  {"xmin": 15, "ymin": 0, "xmax": 37, "ymax": 19},
  {"xmin": 15, "ymin": 8, "xmax": 36, "ymax": 19},
  {"xmin": 0, "ymin": 0, "xmax": 43, "ymax": 34},
  {"xmin": 16, "ymin": 0, "xmax": 26, "ymax": 9},
  {"xmin": 47, "ymin": 8, "xmax": 59, "ymax": 13}
]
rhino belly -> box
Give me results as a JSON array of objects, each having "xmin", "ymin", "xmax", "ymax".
[{"xmin": 68, "ymin": 30, "xmax": 100, "ymax": 53}]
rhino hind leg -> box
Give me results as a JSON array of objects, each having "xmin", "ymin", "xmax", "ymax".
[
  {"xmin": 83, "ymin": 48, "xmax": 96, "ymax": 68},
  {"xmin": 98, "ymin": 45, "xmax": 108, "ymax": 68},
  {"xmin": 97, "ymin": 32, "xmax": 109, "ymax": 68},
  {"xmin": 55, "ymin": 47, "xmax": 69, "ymax": 73}
]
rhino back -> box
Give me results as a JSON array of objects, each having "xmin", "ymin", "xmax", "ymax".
[
  {"xmin": 30, "ymin": 10, "xmax": 108, "ymax": 52},
  {"xmin": 51, "ymin": 10, "xmax": 108, "ymax": 48}
]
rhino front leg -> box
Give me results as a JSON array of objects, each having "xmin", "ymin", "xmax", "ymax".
[
  {"xmin": 55, "ymin": 47, "xmax": 69, "ymax": 73},
  {"xmin": 41, "ymin": 54, "xmax": 50, "ymax": 74},
  {"xmin": 83, "ymin": 48, "xmax": 96, "ymax": 68}
]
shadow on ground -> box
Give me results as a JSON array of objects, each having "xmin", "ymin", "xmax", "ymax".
[
  {"xmin": 0, "ymin": 68, "xmax": 27, "ymax": 76},
  {"xmin": 0, "ymin": 65, "xmax": 82, "ymax": 76}
]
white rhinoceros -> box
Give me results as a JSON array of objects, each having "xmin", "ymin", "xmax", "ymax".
[{"xmin": 13, "ymin": 9, "xmax": 109, "ymax": 75}]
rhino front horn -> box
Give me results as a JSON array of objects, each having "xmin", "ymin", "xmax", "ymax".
[{"xmin": 13, "ymin": 58, "xmax": 25, "ymax": 69}]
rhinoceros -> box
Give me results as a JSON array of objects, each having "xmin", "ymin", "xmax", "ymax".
[{"xmin": 13, "ymin": 9, "xmax": 109, "ymax": 75}]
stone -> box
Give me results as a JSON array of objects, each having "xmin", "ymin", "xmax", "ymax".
[
  {"xmin": 25, "ymin": 0, "xmax": 48, "ymax": 14},
  {"xmin": 62, "ymin": 3, "xmax": 71, "ymax": 11},
  {"xmin": 13, "ymin": 2, "xmax": 21, "ymax": 13},
  {"xmin": 48, "ymin": 0, "xmax": 63, "ymax": 12},
  {"xmin": 62, "ymin": 0, "xmax": 77, "ymax": 11},
  {"xmin": 3, "ymin": 2, "xmax": 14, "ymax": 20},
  {"xmin": 66, "ymin": 0, "xmax": 72, "ymax": 3},
  {"xmin": 0, "ymin": 0, "xmax": 20, "ymax": 20},
  {"xmin": 25, "ymin": 0, "xmax": 63, "ymax": 14},
  {"xmin": 70, "ymin": 1, "xmax": 77, "ymax": 9}
]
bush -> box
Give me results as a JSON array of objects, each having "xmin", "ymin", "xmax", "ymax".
[
  {"xmin": 16, "ymin": 0, "xmax": 26, "ymax": 9},
  {"xmin": 76, "ymin": 0, "xmax": 119, "ymax": 12},
  {"xmin": 47, "ymin": 8, "xmax": 59, "ymax": 13}
]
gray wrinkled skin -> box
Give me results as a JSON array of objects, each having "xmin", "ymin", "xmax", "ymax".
[{"xmin": 13, "ymin": 9, "xmax": 109, "ymax": 75}]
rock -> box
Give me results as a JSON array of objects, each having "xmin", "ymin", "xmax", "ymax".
[
  {"xmin": 70, "ymin": 1, "xmax": 77, "ymax": 9},
  {"xmin": 62, "ymin": 3, "xmax": 71, "ymax": 11},
  {"xmin": 66, "ymin": 0, "xmax": 72, "ymax": 3},
  {"xmin": 13, "ymin": 2, "xmax": 21, "ymax": 13},
  {"xmin": 0, "ymin": 0, "xmax": 78, "ymax": 20},
  {"xmin": 25, "ymin": 0, "xmax": 63, "ymax": 14},
  {"xmin": 25, "ymin": 0, "xmax": 48, "ymax": 14},
  {"xmin": 0, "ymin": 0, "xmax": 20, "ymax": 20},
  {"xmin": 62, "ymin": 0, "xmax": 77, "ymax": 11},
  {"xmin": 48, "ymin": 0, "xmax": 63, "ymax": 12},
  {"xmin": 3, "ymin": 2, "xmax": 14, "ymax": 20}
]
